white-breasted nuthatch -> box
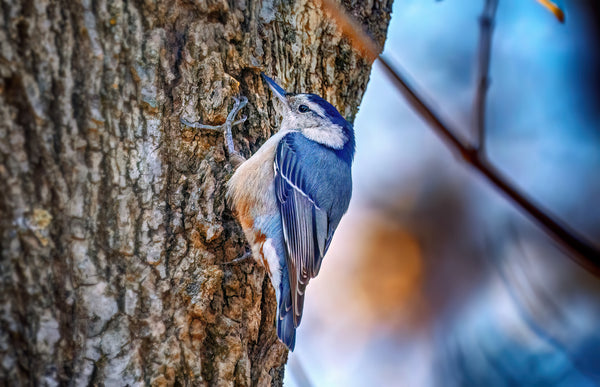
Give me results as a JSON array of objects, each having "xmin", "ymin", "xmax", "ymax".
[{"xmin": 183, "ymin": 74, "xmax": 355, "ymax": 350}]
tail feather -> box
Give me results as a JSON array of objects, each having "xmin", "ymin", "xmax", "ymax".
[
  {"xmin": 277, "ymin": 306, "xmax": 296, "ymax": 351},
  {"xmin": 277, "ymin": 275, "xmax": 297, "ymax": 351}
]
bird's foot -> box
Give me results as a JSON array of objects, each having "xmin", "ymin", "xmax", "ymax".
[
  {"xmin": 221, "ymin": 251, "xmax": 253, "ymax": 266},
  {"xmin": 181, "ymin": 96, "xmax": 248, "ymax": 166}
]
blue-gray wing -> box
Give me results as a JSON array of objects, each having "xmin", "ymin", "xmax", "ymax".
[{"xmin": 274, "ymin": 132, "xmax": 351, "ymax": 328}]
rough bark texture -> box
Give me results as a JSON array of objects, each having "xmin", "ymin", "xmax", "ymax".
[{"xmin": 0, "ymin": 0, "xmax": 391, "ymax": 385}]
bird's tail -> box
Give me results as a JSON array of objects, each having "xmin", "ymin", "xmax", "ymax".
[{"xmin": 277, "ymin": 281, "xmax": 297, "ymax": 351}]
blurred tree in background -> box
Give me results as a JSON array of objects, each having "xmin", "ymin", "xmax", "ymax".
[{"xmin": 287, "ymin": 0, "xmax": 600, "ymax": 386}]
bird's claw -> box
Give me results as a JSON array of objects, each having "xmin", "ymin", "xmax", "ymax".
[
  {"xmin": 179, "ymin": 116, "xmax": 247, "ymax": 129},
  {"xmin": 220, "ymin": 251, "xmax": 253, "ymax": 266},
  {"xmin": 180, "ymin": 96, "xmax": 248, "ymax": 162}
]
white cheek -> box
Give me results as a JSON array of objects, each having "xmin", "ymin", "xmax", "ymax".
[
  {"xmin": 302, "ymin": 125, "xmax": 346, "ymax": 149},
  {"xmin": 280, "ymin": 115, "xmax": 298, "ymax": 132}
]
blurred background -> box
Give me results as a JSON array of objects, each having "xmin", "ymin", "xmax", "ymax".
[{"xmin": 285, "ymin": 0, "xmax": 600, "ymax": 385}]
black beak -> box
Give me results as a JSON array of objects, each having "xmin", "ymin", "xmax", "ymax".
[{"xmin": 261, "ymin": 73, "xmax": 288, "ymax": 105}]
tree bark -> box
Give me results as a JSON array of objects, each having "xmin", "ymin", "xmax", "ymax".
[{"xmin": 0, "ymin": 0, "xmax": 391, "ymax": 385}]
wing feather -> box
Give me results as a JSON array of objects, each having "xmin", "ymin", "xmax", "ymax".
[{"xmin": 275, "ymin": 135, "xmax": 329, "ymax": 327}]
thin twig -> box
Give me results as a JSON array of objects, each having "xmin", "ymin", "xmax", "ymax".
[
  {"xmin": 473, "ymin": 0, "xmax": 499, "ymax": 153},
  {"xmin": 317, "ymin": 0, "xmax": 600, "ymax": 274}
]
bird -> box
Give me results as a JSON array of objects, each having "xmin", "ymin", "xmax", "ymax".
[{"xmin": 182, "ymin": 74, "xmax": 355, "ymax": 350}]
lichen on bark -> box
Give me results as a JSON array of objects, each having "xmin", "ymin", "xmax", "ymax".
[{"xmin": 0, "ymin": 0, "xmax": 392, "ymax": 385}]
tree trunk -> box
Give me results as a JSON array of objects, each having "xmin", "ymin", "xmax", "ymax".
[{"xmin": 0, "ymin": 0, "xmax": 391, "ymax": 385}]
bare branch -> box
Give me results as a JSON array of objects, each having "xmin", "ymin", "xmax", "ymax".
[
  {"xmin": 473, "ymin": 0, "xmax": 499, "ymax": 153},
  {"xmin": 316, "ymin": 0, "xmax": 600, "ymax": 274}
]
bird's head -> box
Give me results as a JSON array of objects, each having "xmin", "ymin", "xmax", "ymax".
[{"xmin": 262, "ymin": 74, "xmax": 355, "ymax": 155}]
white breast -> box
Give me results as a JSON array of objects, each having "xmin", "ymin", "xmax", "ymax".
[{"xmin": 226, "ymin": 129, "xmax": 289, "ymax": 221}]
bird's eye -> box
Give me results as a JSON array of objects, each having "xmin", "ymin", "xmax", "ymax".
[{"xmin": 298, "ymin": 104, "xmax": 310, "ymax": 113}]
